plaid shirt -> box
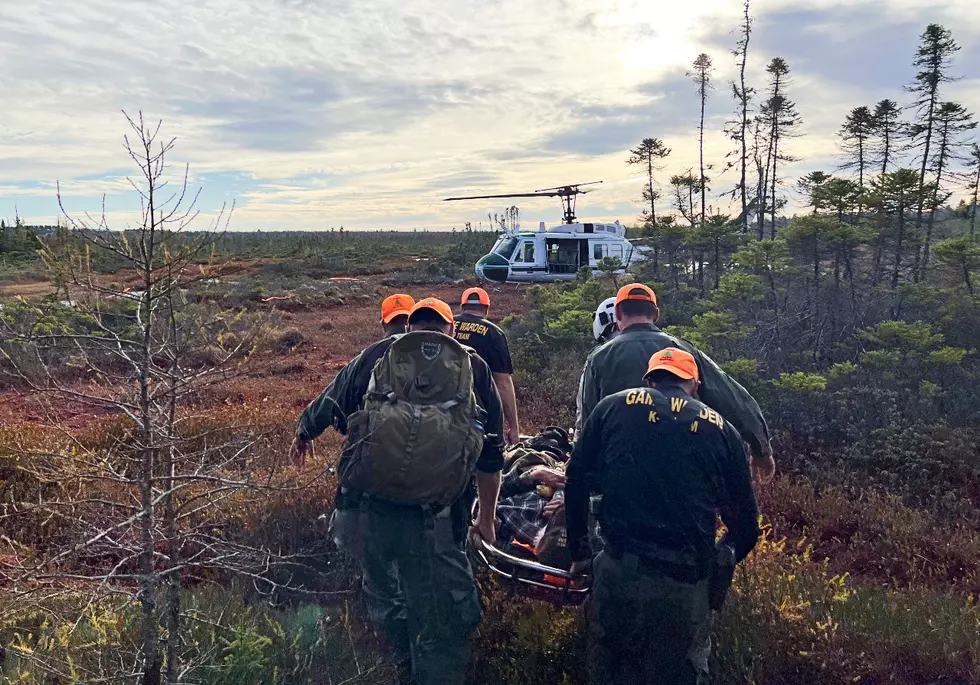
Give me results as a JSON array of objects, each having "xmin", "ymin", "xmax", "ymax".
[
  {"xmin": 497, "ymin": 491, "xmax": 555, "ymax": 546},
  {"xmin": 496, "ymin": 462, "xmax": 566, "ymax": 546}
]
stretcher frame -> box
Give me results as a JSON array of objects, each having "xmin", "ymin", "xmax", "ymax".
[{"xmin": 472, "ymin": 537, "xmax": 591, "ymax": 606}]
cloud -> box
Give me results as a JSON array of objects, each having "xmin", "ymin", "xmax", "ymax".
[
  {"xmin": 542, "ymin": 71, "xmax": 737, "ymax": 157},
  {"xmin": 1, "ymin": 0, "xmax": 980, "ymax": 230}
]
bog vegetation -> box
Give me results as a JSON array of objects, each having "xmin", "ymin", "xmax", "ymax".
[{"xmin": 2, "ymin": 11, "xmax": 980, "ymax": 685}]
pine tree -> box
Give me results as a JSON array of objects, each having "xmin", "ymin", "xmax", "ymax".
[
  {"xmin": 750, "ymin": 118, "xmax": 770, "ymax": 239},
  {"xmin": 872, "ymin": 99, "xmax": 904, "ymax": 174},
  {"xmin": 965, "ymin": 144, "xmax": 980, "ymax": 236},
  {"xmin": 627, "ymin": 138, "xmax": 672, "ymax": 231},
  {"xmin": 867, "ymin": 168, "xmax": 933, "ymax": 289},
  {"xmin": 920, "ymin": 102, "xmax": 976, "ymax": 277},
  {"xmin": 906, "ymin": 24, "xmax": 960, "ymax": 278},
  {"xmin": 697, "ymin": 213, "xmax": 739, "ymax": 289},
  {"xmin": 933, "ymin": 237, "xmax": 980, "ymax": 294},
  {"xmin": 759, "ymin": 58, "xmax": 803, "ymax": 239},
  {"xmin": 690, "ymin": 53, "xmax": 715, "ymax": 225},
  {"xmin": 783, "ymin": 215, "xmax": 835, "ymax": 340},
  {"xmin": 724, "ymin": 0, "xmax": 754, "ymax": 233},
  {"xmin": 670, "ymin": 172, "xmax": 700, "ymax": 228},
  {"xmin": 819, "ymin": 178, "xmax": 863, "ymax": 224},
  {"xmin": 797, "ymin": 171, "xmax": 831, "ymax": 215},
  {"xmin": 839, "ymin": 106, "xmax": 875, "ymax": 213}
]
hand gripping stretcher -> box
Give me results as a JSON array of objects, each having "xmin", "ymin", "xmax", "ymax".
[
  {"xmin": 471, "ymin": 537, "xmax": 590, "ymax": 606},
  {"xmin": 469, "ymin": 496, "xmax": 600, "ymax": 607}
]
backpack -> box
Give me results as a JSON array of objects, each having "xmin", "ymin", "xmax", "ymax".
[{"xmin": 340, "ymin": 331, "xmax": 486, "ymax": 508}]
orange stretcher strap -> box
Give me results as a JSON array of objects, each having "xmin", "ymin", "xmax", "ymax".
[{"xmin": 510, "ymin": 539, "xmax": 536, "ymax": 555}]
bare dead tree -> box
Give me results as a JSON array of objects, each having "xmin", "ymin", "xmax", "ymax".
[
  {"xmin": 689, "ymin": 53, "xmax": 715, "ymax": 226},
  {"xmin": 0, "ymin": 113, "xmax": 334, "ymax": 684},
  {"xmin": 724, "ymin": 0, "xmax": 754, "ymax": 233}
]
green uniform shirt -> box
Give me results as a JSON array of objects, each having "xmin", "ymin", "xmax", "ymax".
[{"xmin": 576, "ymin": 323, "xmax": 771, "ymax": 460}]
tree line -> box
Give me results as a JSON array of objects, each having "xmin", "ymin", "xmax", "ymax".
[
  {"xmin": 0, "ymin": 218, "xmax": 43, "ymax": 259},
  {"xmin": 628, "ymin": 9, "xmax": 978, "ymax": 301}
]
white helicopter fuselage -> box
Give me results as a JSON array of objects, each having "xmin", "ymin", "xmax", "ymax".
[{"xmin": 475, "ymin": 221, "xmax": 647, "ymax": 283}]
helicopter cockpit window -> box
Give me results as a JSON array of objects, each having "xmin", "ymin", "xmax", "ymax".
[
  {"xmin": 519, "ymin": 241, "xmax": 535, "ymax": 263},
  {"xmin": 492, "ymin": 237, "xmax": 520, "ymax": 260}
]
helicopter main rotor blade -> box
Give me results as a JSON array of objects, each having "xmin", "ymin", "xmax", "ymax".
[
  {"xmin": 535, "ymin": 181, "xmax": 603, "ymax": 193},
  {"xmin": 443, "ymin": 192, "xmax": 561, "ymax": 201}
]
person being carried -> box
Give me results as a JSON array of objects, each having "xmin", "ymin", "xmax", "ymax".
[
  {"xmin": 576, "ymin": 283, "xmax": 776, "ymax": 483},
  {"xmin": 454, "ymin": 287, "xmax": 521, "ymax": 445},
  {"xmin": 290, "ymin": 297, "xmax": 504, "ymax": 685},
  {"xmin": 566, "ymin": 347, "xmax": 760, "ymax": 685},
  {"xmin": 495, "ymin": 434, "xmax": 570, "ymax": 551}
]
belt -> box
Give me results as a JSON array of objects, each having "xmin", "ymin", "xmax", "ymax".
[
  {"xmin": 358, "ymin": 493, "xmax": 453, "ymax": 518},
  {"xmin": 605, "ymin": 544, "xmax": 709, "ymax": 584}
]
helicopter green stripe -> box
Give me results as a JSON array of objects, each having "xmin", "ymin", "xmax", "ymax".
[{"xmin": 475, "ymin": 253, "xmax": 510, "ymax": 282}]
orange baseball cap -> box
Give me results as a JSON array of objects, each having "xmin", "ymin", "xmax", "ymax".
[
  {"xmin": 615, "ymin": 283, "xmax": 658, "ymax": 306},
  {"xmin": 461, "ymin": 287, "xmax": 491, "ymax": 307},
  {"xmin": 381, "ymin": 294, "xmax": 415, "ymax": 323},
  {"xmin": 644, "ymin": 347, "xmax": 699, "ymax": 383},
  {"xmin": 410, "ymin": 297, "xmax": 455, "ymax": 325}
]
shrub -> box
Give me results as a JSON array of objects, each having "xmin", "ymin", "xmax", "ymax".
[
  {"xmin": 0, "ymin": 587, "xmax": 392, "ymax": 685},
  {"xmin": 776, "ymin": 371, "xmax": 828, "ymax": 392},
  {"xmin": 275, "ymin": 328, "xmax": 307, "ymax": 355},
  {"xmin": 468, "ymin": 523, "xmax": 980, "ymax": 685}
]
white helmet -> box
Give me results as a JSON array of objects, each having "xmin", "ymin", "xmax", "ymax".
[{"xmin": 592, "ymin": 296, "xmax": 618, "ymax": 342}]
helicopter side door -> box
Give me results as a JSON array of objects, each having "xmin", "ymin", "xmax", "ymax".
[{"xmin": 546, "ymin": 238, "xmax": 581, "ymax": 275}]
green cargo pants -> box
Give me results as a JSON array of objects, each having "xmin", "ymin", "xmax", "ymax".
[
  {"xmin": 359, "ymin": 500, "xmax": 482, "ymax": 685},
  {"xmin": 588, "ymin": 551, "xmax": 711, "ymax": 685}
]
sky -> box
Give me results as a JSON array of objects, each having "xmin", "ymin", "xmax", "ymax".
[{"xmin": 2, "ymin": 0, "xmax": 980, "ymax": 232}]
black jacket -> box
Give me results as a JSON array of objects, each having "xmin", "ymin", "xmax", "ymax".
[
  {"xmin": 453, "ymin": 312, "xmax": 514, "ymax": 375},
  {"xmin": 566, "ymin": 385, "xmax": 760, "ymax": 567},
  {"xmin": 576, "ymin": 323, "xmax": 771, "ymax": 461}
]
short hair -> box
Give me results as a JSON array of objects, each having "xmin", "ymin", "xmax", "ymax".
[
  {"xmin": 385, "ymin": 314, "xmax": 409, "ymax": 330},
  {"xmin": 645, "ymin": 370, "xmax": 690, "ymax": 387},
  {"xmin": 408, "ymin": 308, "xmax": 451, "ymax": 330},
  {"xmin": 461, "ymin": 303, "xmax": 488, "ymax": 314},
  {"xmin": 616, "ymin": 299, "xmax": 660, "ymax": 320}
]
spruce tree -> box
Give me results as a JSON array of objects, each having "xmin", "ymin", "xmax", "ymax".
[
  {"xmin": 872, "ymin": 99, "xmax": 905, "ymax": 175},
  {"xmin": 724, "ymin": 0, "xmax": 754, "ymax": 233},
  {"xmin": 690, "ymin": 53, "xmax": 715, "ymax": 226},
  {"xmin": 839, "ymin": 106, "xmax": 875, "ymax": 214},
  {"xmin": 906, "ymin": 24, "xmax": 960, "ymax": 277},
  {"xmin": 920, "ymin": 102, "xmax": 976, "ymax": 276},
  {"xmin": 759, "ymin": 58, "xmax": 803, "ymax": 239},
  {"xmin": 627, "ymin": 138, "xmax": 671, "ymax": 231},
  {"xmin": 965, "ymin": 144, "xmax": 980, "ymax": 236}
]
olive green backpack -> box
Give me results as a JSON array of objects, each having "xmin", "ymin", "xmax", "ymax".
[{"xmin": 341, "ymin": 331, "xmax": 485, "ymax": 507}]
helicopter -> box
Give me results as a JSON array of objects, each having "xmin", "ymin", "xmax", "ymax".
[{"xmin": 444, "ymin": 181, "xmax": 648, "ymax": 283}]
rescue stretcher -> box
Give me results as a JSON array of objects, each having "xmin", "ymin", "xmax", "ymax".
[
  {"xmin": 468, "ymin": 495, "xmax": 598, "ymax": 607},
  {"xmin": 472, "ymin": 537, "xmax": 590, "ymax": 606}
]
